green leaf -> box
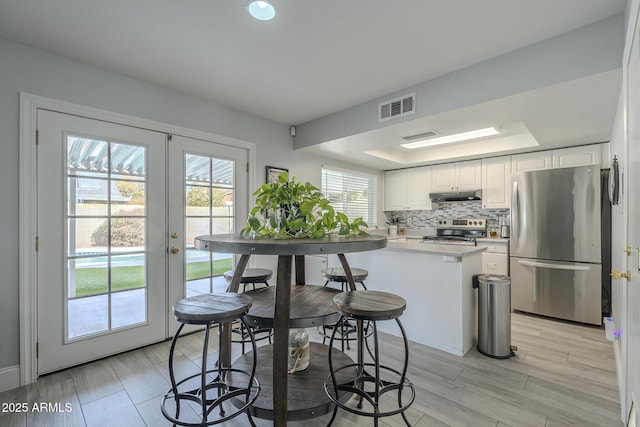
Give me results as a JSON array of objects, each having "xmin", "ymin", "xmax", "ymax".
[
  {"xmin": 252, "ymin": 218, "xmax": 263, "ymax": 230},
  {"xmin": 278, "ymin": 171, "xmax": 289, "ymax": 183},
  {"xmin": 299, "ymin": 200, "xmax": 315, "ymax": 215}
]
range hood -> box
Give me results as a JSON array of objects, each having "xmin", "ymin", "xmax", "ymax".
[{"xmin": 429, "ymin": 189, "xmax": 482, "ymax": 202}]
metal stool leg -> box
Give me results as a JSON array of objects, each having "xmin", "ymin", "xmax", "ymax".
[
  {"xmin": 167, "ymin": 323, "xmax": 186, "ymax": 420},
  {"xmin": 396, "ymin": 318, "xmax": 412, "ymax": 427},
  {"xmin": 240, "ymin": 316, "xmax": 259, "ymax": 427},
  {"xmin": 326, "ymin": 314, "xmax": 343, "ymax": 427}
]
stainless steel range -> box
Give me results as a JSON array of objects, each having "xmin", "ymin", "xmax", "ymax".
[{"xmin": 422, "ymin": 218, "xmax": 487, "ymax": 246}]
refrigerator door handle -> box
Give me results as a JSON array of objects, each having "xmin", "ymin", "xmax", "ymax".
[
  {"xmin": 517, "ymin": 259, "xmax": 591, "ymax": 271},
  {"xmin": 512, "ymin": 180, "xmax": 519, "ymax": 240},
  {"xmin": 532, "ymin": 265, "xmax": 537, "ymax": 302}
]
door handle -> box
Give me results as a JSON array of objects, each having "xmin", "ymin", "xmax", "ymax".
[
  {"xmin": 517, "ymin": 259, "xmax": 590, "ymax": 271},
  {"xmin": 512, "ymin": 180, "xmax": 518, "ymax": 239},
  {"xmin": 611, "ymin": 270, "xmax": 631, "ymax": 280},
  {"xmin": 170, "ymin": 246, "xmax": 180, "ymax": 254}
]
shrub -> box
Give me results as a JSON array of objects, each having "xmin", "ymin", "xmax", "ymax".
[{"xmin": 91, "ymin": 208, "xmax": 145, "ymax": 247}]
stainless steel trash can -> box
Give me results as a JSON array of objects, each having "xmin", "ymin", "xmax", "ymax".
[{"xmin": 472, "ymin": 274, "xmax": 516, "ymax": 359}]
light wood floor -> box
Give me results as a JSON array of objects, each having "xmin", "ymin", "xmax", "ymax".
[{"xmin": 0, "ymin": 312, "xmax": 621, "ymax": 426}]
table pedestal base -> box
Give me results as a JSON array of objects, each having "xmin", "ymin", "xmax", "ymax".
[{"xmin": 229, "ymin": 342, "xmax": 355, "ymax": 421}]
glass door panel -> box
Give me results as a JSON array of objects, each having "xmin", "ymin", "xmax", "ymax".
[
  {"xmin": 184, "ymin": 155, "xmax": 235, "ymax": 297},
  {"xmin": 66, "ymin": 136, "xmax": 148, "ymax": 340},
  {"xmin": 37, "ymin": 110, "xmax": 166, "ymax": 374}
]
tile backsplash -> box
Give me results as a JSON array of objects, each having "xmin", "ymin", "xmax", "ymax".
[{"xmin": 389, "ymin": 202, "xmax": 510, "ymax": 235}]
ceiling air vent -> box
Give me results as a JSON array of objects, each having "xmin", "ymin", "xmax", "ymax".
[
  {"xmin": 379, "ymin": 93, "xmax": 415, "ymax": 122},
  {"xmin": 402, "ymin": 131, "xmax": 438, "ymax": 142}
]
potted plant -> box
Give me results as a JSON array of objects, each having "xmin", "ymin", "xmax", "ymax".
[{"xmin": 240, "ymin": 172, "xmax": 368, "ymax": 239}]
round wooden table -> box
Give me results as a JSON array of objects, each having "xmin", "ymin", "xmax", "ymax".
[{"xmin": 194, "ymin": 234, "xmax": 387, "ymax": 426}]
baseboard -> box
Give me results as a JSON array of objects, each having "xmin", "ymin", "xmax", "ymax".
[
  {"xmin": 613, "ymin": 340, "xmax": 626, "ymax": 424},
  {"xmin": 0, "ymin": 365, "xmax": 20, "ymax": 393}
]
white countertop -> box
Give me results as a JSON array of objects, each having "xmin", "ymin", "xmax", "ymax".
[
  {"xmin": 384, "ymin": 238, "xmax": 486, "ymax": 257},
  {"xmin": 476, "ymin": 237, "xmax": 510, "ymax": 243}
]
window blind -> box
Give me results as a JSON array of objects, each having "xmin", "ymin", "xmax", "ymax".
[{"xmin": 321, "ymin": 167, "xmax": 377, "ymax": 225}]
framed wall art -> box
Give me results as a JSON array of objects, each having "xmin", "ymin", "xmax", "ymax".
[{"xmin": 266, "ymin": 166, "xmax": 288, "ymax": 183}]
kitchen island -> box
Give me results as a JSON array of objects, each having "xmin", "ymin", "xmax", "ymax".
[{"xmin": 329, "ymin": 238, "xmax": 484, "ymax": 356}]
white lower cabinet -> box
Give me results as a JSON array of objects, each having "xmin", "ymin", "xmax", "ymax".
[
  {"xmin": 477, "ymin": 239, "xmax": 509, "ymax": 276},
  {"xmin": 482, "ymin": 252, "xmax": 509, "ymax": 275}
]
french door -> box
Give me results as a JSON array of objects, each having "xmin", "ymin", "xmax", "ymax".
[
  {"xmin": 167, "ymin": 134, "xmax": 248, "ymax": 327},
  {"xmin": 36, "ymin": 110, "xmax": 248, "ymax": 374}
]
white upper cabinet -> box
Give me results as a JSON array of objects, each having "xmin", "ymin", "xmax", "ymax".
[
  {"xmin": 552, "ymin": 145, "xmax": 601, "ymax": 169},
  {"xmin": 431, "ymin": 164, "xmax": 456, "ymax": 192},
  {"xmin": 511, "ymin": 151, "xmax": 553, "ymax": 173},
  {"xmin": 431, "ymin": 160, "xmax": 481, "ymax": 192},
  {"xmin": 405, "ymin": 167, "xmax": 432, "ymax": 210},
  {"xmin": 383, "ymin": 167, "xmax": 431, "ymax": 211},
  {"xmin": 481, "ymin": 156, "xmax": 511, "ymax": 209},
  {"xmin": 383, "ymin": 169, "xmax": 406, "ymax": 211},
  {"xmin": 457, "ymin": 160, "xmax": 482, "ymax": 190}
]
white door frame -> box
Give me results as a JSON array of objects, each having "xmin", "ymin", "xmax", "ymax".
[{"xmin": 19, "ymin": 92, "xmax": 256, "ymax": 385}]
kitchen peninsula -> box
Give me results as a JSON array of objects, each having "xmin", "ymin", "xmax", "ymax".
[{"xmin": 329, "ymin": 237, "xmax": 484, "ymax": 356}]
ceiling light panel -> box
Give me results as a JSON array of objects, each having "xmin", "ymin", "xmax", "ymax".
[{"xmin": 401, "ymin": 126, "xmax": 501, "ymax": 149}]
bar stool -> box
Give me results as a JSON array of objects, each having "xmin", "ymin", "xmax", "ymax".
[
  {"xmin": 322, "ymin": 267, "xmax": 368, "ymax": 291},
  {"xmin": 324, "ymin": 290, "xmax": 415, "ymax": 426},
  {"xmin": 161, "ymin": 293, "xmax": 260, "ymax": 426},
  {"xmin": 320, "ymin": 267, "xmax": 369, "ymax": 351},
  {"xmin": 224, "ymin": 268, "xmax": 273, "ymax": 353},
  {"xmin": 223, "ymin": 268, "xmax": 272, "ymax": 291}
]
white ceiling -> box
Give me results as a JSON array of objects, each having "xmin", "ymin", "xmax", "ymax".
[
  {"xmin": 302, "ymin": 69, "xmax": 622, "ymax": 169},
  {"xmin": 0, "ymin": 0, "xmax": 626, "ymax": 168}
]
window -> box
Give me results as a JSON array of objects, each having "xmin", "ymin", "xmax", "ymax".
[{"xmin": 321, "ymin": 167, "xmax": 377, "ymax": 225}]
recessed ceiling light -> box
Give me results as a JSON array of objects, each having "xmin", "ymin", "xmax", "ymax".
[
  {"xmin": 247, "ymin": 1, "xmax": 277, "ymax": 21},
  {"xmin": 401, "ymin": 126, "xmax": 501, "ymax": 149}
]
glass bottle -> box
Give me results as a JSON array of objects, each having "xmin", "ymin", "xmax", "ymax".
[{"xmin": 288, "ymin": 328, "xmax": 310, "ymax": 373}]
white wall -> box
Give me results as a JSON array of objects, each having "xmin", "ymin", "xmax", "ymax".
[
  {"xmin": 294, "ymin": 15, "xmax": 624, "ymax": 149},
  {"xmin": 0, "ymin": 37, "xmax": 380, "ymax": 373}
]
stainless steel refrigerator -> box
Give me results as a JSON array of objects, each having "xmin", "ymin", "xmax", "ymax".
[{"xmin": 510, "ymin": 165, "xmax": 605, "ymax": 325}]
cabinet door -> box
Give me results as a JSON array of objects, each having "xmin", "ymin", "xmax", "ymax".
[
  {"xmin": 456, "ymin": 160, "xmax": 482, "ymax": 190},
  {"xmin": 383, "ymin": 169, "xmax": 407, "ymax": 211},
  {"xmin": 481, "ymin": 156, "xmax": 511, "ymax": 209},
  {"xmin": 552, "ymin": 145, "xmax": 601, "ymax": 169},
  {"xmin": 511, "ymin": 152, "xmax": 552, "ymax": 172},
  {"xmin": 405, "ymin": 166, "xmax": 431, "ymax": 210},
  {"xmin": 431, "ymin": 164, "xmax": 456, "ymax": 192},
  {"xmin": 482, "ymin": 252, "xmax": 509, "ymax": 275}
]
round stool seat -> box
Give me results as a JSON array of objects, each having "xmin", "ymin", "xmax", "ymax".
[
  {"xmin": 322, "ymin": 267, "xmax": 368, "ymax": 283},
  {"xmin": 223, "ymin": 268, "xmax": 272, "ymax": 283},
  {"xmin": 173, "ymin": 293, "xmax": 253, "ymax": 324},
  {"xmin": 333, "ymin": 290, "xmax": 406, "ymax": 320}
]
